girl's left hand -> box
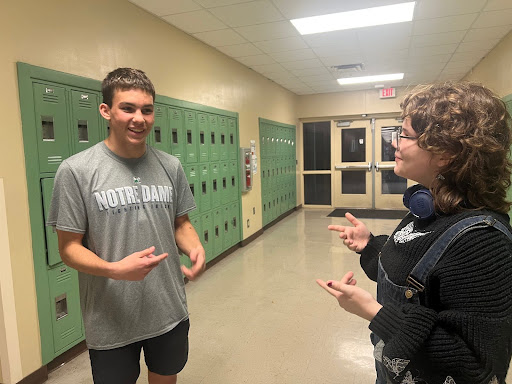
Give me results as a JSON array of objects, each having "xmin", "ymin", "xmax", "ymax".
[{"xmin": 316, "ymin": 271, "xmax": 383, "ymax": 321}]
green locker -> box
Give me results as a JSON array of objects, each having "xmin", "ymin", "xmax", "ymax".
[
  {"xmin": 41, "ymin": 178, "xmax": 61, "ymax": 266},
  {"xmin": 199, "ymin": 163, "xmax": 212, "ymax": 212},
  {"xmin": 47, "ymin": 264, "xmax": 83, "ymax": 353},
  {"xmin": 230, "ymin": 201, "xmax": 240, "ymax": 246},
  {"xmin": 198, "ymin": 113, "xmax": 210, "ymax": 163},
  {"xmin": 169, "ymin": 107, "xmax": 185, "ymax": 163},
  {"xmin": 180, "ymin": 254, "xmax": 192, "ymax": 269},
  {"xmin": 228, "ymin": 118, "xmax": 237, "ymax": 160},
  {"xmin": 210, "ymin": 163, "xmax": 221, "ymax": 208},
  {"xmin": 219, "ymin": 116, "xmax": 229, "ymax": 161},
  {"xmin": 70, "ymin": 90, "xmax": 102, "ymax": 155},
  {"xmin": 229, "ymin": 160, "xmax": 239, "ymax": 202},
  {"xmin": 149, "ymin": 104, "xmax": 170, "ymax": 153},
  {"xmin": 209, "ymin": 114, "xmax": 220, "ymax": 162},
  {"xmin": 201, "ymin": 212, "xmax": 214, "ymax": 263},
  {"xmin": 223, "ymin": 205, "xmax": 232, "ymax": 250},
  {"xmin": 184, "ymin": 109, "xmax": 198, "ymax": 163},
  {"xmin": 186, "ymin": 165, "xmax": 200, "ymax": 217},
  {"xmin": 220, "ymin": 162, "xmax": 230, "ymax": 206},
  {"xmin": 213, "ymin": 207, "xmax": 224, "ymax": 257},
  {"xmin": 33, "ymin": 83, "xmax": 70, "ymax": 173}
]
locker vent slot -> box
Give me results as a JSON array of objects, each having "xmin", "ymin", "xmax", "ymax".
[
  {"xmin": 155, "ymin": 107, "xmax": 163, "ymax": 118},
  {"xmin": 211, "ymin": 132, "xmax": 215, "ymax": 144},
  {"xmin": 221, "ymin": 134, "xmax": 225, "ymax": 145},
  {"xmin": 213, "ymin": 180, "xmax": 217, "ymax": 192},
  {"xmin": 172, "ymin": 129, "xmax": 178, "ymax": 144},
  {"xmin": 189, "ymin": 184, "xmax": 195, "ymax": 197},
  {"xmin": 55, "ymin": 294, "xmax": 68, "ymax": 321},
  {"xmin": 41, "ymin": 116, "xmax": 55, "ymax": 141},
  {"xmin": 230, "ymin": 134, "xmax": 234, "ymax": 145},
  {"xmin": 48, "ymin": 156, "xmax": 63, "ymax": 165},
  {"xmin": 43, "ymin": 94, "xmax": 59, "ymax": 104},
  {"xmin": 154, "ymin": 126, "xmax": 161, "ymax": 143},
  {"xmin": 187, "ymin": 130, "xmax": 192, "ymax": 144},
  {"xmin": 233, "ymin": 217, "xmax": 237, "ymax": 228},
  {"xmin": 78, "ymin": 120, "xmax": 89, "ymax": 142},
  {"xmin": 204, "ymin": 231, "xmax": 208, "ymax": 244},
  {"xmin": 215, "ymin": 226, "xmax": 219, "ymax": 238},
  {"xmin": 78, "ymin": 100, "xmax": 92, "ymax": 109},
  {"xmin": 61, "ymin": 327, "xmax": 76, "ymax": 339},
  {"xmin": 225, "ymin": 221, "xmax": 228, "ymax": 233},
  {"xmin": 202, "ymin": 181, "xmax": 206, "ymax": 195},
  {"xmin": 264, "ymin": 203, "xmax": 266, "ymax": 212},
  {"xmin": 232, "ymin": 176, "xmax": 235, "ymax": 187},
  {"xmin": 200, "ymin": 132, "xmax": 205, "ymax": 145},
  {"xmin": 223, "ymin": 178, "xmax": 226, "ymax": 190}
]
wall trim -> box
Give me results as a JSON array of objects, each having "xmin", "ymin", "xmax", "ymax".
[{"xmin": 15, "ymin": 366, "xmax": 47, "ymax": 384}]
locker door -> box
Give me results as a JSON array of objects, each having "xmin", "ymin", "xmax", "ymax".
[
  {"xmin": 184, "ymin": 110, "xmax": 198, "ymax": 163},
  {"xmin": 149, "ymin": 104, "xmax": 170, "ymax": 153},
  {"xmin": 220, "ymin": 162, "xmax": 230, "ymax": 206},
  {"xmin": 201, "ymin": 212, "xmax": 214, "ymax": 263},
  {"xmin": 48, "ymin": 264, "xmax": 83, "ymax": 352},
  {"xmin": 213, "ymin": 207, "xmax": 224, "ymax": 257},
  {"xmin": 219, "ymin": 116, "xmax": 229, "ymax": 161},
  {"xmin": 70, "ymin": 90, "xmax": 102, "ymax": 154},
  {"xmin": 229, "ymin": 160, "xmax": 239, "ymax": 202},
  {"xmin": 33, "ymin": 83, "xmax": 70, "ymax": 173},
  {"xmin": 186, "ymin": 165, "xmax": 200, "ymax": 217},
  {"xmin": 169, "ymin": 107, "xmax": 185, "ymax": 163},
  {"xmin": 200, "ymin": 164, "xmax": 212, "ymax": 212},
  {"xmin": 41, "ymin": 178, "xmax": 61, "ymax": 266},
  {"xmin": 209, "ymin": 115, "xmax": 220, "ymax": 162},
  {"xmin": 223, "ymin": 205, "xmax": 231, "ymax": 251},
  {"xmin": 228, "ymin": 118, "xmax": 237, "ymax": 160},
  {"xmin": 230, "ymin": 201, "xmax": 240, "ymax": 246},
  {"xmin": 198, "ymin": 113, "xmax": 210, "ymax": 163},
  {"xmin": 210, "ymin": 163, "xmax": 221, "ymax": 208}
]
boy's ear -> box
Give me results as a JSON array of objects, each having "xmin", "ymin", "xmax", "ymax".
[{"xmin": 99, "ymin": 103, "xmax": 111, "ymax": 120}]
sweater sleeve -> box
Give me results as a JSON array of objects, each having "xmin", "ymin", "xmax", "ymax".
[
  {"xmin": 369, "ymin": 226, "xmax": 512, "ymax": 384},
  {"xmin": 359, "ymin": 234, "xmax": 388, "ymax": 281}
]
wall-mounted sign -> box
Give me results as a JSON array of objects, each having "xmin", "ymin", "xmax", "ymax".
[{"xmin": 379, "ymin": 88, "xmax": 396, "ymax": 98}]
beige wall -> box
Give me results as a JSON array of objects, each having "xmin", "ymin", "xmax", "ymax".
[
  {"xmin": 0, "ymin": 0, "xmax": 298, "ymax": 379},
  {"xmin": 464, "ymin": 30, "xmax": 512, "ymax": 97}
]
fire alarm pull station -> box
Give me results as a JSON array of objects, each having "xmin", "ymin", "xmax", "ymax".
[{"xmin": 240, "ymin": 147, "xmax": 253, "ymax": 192}]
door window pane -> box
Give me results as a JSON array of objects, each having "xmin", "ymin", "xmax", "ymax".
[
  {"xmin": 342, "ymin": 171, "xmax": 366, "ymax": 194},
  {"xmin": 342, "ymin": 128, "xmax": 365, "ymax": 162},
  {"xmin": 381, "ymin": 170, "xmax": 407, "ymax": 194},
  {"xmin": 303, "ymin": 122, "xmax": 330, "ymax": 170},
  {"xmin": 304, "ymin": 174, "xmax": 331, "ymax": 205},
  {"xmin": 381, "ymin": 126, "xmax": 399, "ymax": 161}
]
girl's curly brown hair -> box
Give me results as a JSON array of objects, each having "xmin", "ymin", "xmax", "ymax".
[{"xmin": 400, "ymin": 81, "xmax": 512, "ymax": 214}]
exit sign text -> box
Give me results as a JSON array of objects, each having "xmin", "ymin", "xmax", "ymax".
[{"xmin": 379, "ymin": 88, "xmax": 396, "ymax": 98}]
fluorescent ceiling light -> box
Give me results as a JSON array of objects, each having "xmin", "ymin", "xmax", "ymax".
[
  {"xmin": 291, "ymin": 2, "xmax": 415, "ymax": 35},
  {"xmin": 337, "ymin": 73, "xmax": 404, "ymax": 85}
]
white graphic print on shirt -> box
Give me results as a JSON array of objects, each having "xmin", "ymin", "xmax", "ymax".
[{"xmin": 393, "ymin": 222, "xmax": 431, "ymax": 244}]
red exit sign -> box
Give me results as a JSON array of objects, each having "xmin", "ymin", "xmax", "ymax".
[{"xmin": 379, "ymin": 88, "xmax": 396, "ymax": 98}]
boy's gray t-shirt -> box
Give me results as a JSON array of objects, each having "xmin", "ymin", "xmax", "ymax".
[{"xmin": 47, "ymin": 142, "xmax": 196, "ymax": 350}]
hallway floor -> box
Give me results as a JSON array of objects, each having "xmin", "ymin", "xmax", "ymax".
[{"xmin": 44, "ymin": 209, "xmax": 511, "ymax": 383}]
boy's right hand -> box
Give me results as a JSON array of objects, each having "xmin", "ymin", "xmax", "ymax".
[
  {"xmin": 111, "ymin": 246, "xmax": 168, "ymax": 281},
  {"xmin": 328, "ymin": 212, "xmax": 371, "ymax": 252}
]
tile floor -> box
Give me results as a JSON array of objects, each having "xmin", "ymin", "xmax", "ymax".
[{"xmin": 45, "ymin": 209, "xmax": 511, "ymax": 384}]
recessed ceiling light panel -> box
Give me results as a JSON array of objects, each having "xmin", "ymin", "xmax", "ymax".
[
  {"xmin": 337, "ymin": 73, "xmax": 404, "ymax": 85},
  {"xmin": 291, "ymin": 2, "xmax": 415, "ymax": 35}
]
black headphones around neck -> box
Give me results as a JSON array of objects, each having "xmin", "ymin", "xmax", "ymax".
[{"xmin": 403, "ymin": 184, "xmax": 435, "ymax": 220}]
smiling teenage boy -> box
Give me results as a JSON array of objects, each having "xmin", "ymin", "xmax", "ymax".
[{"xmin": 47, "ymin": 68, "xmax": 205, "ymax": 384}]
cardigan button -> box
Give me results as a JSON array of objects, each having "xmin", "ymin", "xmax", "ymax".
[{"xmin": 405, "ymin": 289, "xmax": 413, "ymax": 299}]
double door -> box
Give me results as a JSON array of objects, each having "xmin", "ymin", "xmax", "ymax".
[{"xmin": 333, "ymin": 118, "xmax": 410, "ymax": 209}]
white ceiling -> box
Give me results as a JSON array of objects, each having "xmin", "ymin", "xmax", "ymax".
[{"xmin": 128, "ymin": 0, "xmax": 512, "ymax": 95}]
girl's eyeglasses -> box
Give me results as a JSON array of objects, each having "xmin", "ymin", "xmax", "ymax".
[{"xmin": 392, "ymin": 126, "xmax": 418, "ymax": 151}]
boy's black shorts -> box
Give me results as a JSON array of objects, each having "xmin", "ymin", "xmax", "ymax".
[{"xmin": 88, "ymin": 319, "xmax": 189, "ymax": 384}]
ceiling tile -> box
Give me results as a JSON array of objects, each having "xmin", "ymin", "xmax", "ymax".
[
  {"xmin": 236, "ymin": 54, "xmax": 276, "ymax": 66},
  {"xmin": 472, "ymin": 9, "xmax": 512, "ymax": 28},
  {"xmin": 195, "ymin": 0, "xmax": 254, "ymax": 7},
  {"xmin": 463, "ymin": 25, "xmax": 512, "ymax": 42},
  {"xmin": 268, "ymin": 49, "xmax": 317, "ymax": 63},
  {"xmin": 254, "ymin": 37, "xmax": 308, "ymax": 53},
  {"xmin": 193, "ymin": 29, "xmax": 247, "ymax": 46},
  {"xmin": 281, "ymin": 59, "xmax": 324, "ymax": 70},
  {"xmin": 250, "ymin": 63, "xmax": 289, "ymax": 74},
  {"xmin": 406, "ymin": 54, "xmax": 452, "ymax": 64},
  {"xmin": 456, "ymin": 39, "xmax": 501, "ymax": 53},
  {"xmin": 411, "ymin": 30, "xmax": 466, "ymax": 47},
  {"xmin": 450, "ymin": 50, "xmax": 488, "ymax": 62},
  {"xmin": 129, "ymin": 0, "xmax": 201, "ymax": 16},
  {"xmin": 235, "ymin": 21, "xmax": 300, "ymax": 41},
  {"xmin": 162, "ymin": 10, "xmax": 227, "ymax": 33},
  {"xmin": 409, "ymin": 44, "xmax": 458, "ymax": 57},
  {"xmin": 413, "ymin": 14, "xmax": 478, "ymax": 35},
  {"xmin": 301, "ymin": 30, "xmax": 359, "ymax": 48},
  {"xmin": 484, "ymin": 0, "xmax": 512, "ymax": 11},
  {"xmin": 209, "ymin": 1, "xmax": 284, "ymax": 28},
  {"xmin": 216, "ymin": 43, "xmax": 263, "ymax": 57},
  {"xmin": 291, "ymin": 67, "xmax": 331, "ymax": 77},
  {"xmin": 414, "ymin": 0, "xmax": 486, "ymax": 20},
  {"xmin": 319, "ymin": 55, "xmax": 366, "ymax": 67}
]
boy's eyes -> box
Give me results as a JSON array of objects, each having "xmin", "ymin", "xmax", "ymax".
[{"xmin": 120, "ymin": 106, "xmax": 154, "ymax": 114}]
